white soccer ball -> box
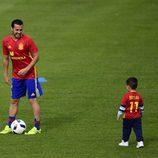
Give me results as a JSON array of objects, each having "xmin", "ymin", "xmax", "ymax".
[{"xmin": 11, "ymin": 119, "xmax": 26, "ymax": 134}]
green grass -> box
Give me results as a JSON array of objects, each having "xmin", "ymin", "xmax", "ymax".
[{"xmin": 0, "ymin": 0, "xmax": 158, "ymax": 157}]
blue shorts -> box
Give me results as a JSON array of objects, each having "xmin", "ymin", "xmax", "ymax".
[{"xmin": 11, "ymin": 78, "xmax": 43, "ymax": 99}]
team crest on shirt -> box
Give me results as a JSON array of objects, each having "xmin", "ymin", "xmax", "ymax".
[{"xmin": 18, "ymin": 43, "xmax": 24, "ymax": 50}]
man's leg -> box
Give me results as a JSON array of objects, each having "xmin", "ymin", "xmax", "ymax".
[
  {"xmin": 25, "ymin": 98, "xmax": 41, "ymax": 135},
  {"xmin": 0, "ymin": 99, "xmax": 19, "ymax": 134},
  {"xmin": 25, "ymin": 78, "xmax": 43, "ymax": 135},
  {"xmin": 30, "ymin": 98, "xmax": 41, "ymax": 129}
]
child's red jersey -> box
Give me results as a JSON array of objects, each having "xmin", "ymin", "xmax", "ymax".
[{"xmin": 121, "ymin": 91, "xmax": 144, "ymax": 119}]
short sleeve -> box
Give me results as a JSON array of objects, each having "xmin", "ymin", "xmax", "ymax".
[
  {"xmin": 2, "ymin": 40, "xmax": 9, "ymax": 55},
  {"xmin": 121, "ymin": 94, "xmax": 128, "ymax": 106},
  {"xmin": 28, "ymin": 38, "xmax": 38, "ymax": 53}
]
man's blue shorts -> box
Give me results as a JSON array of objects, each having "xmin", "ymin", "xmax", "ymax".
[{"xmin": 11, "ymin": 78, "xmax": 43, "ymax": 99}]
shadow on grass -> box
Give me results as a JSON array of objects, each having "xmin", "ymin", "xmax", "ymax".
[
  {"xmin": 42, "ymin": 114, "xmax": 76, "ymax": 132},
  {"xmin": 143, "ymin": 136, "xmax": 158, "ymax": 148}
]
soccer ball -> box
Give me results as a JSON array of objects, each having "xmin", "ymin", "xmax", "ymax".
[{"xmin": 11, "ymin": 119, "xmax": 26, "ymax": 134}]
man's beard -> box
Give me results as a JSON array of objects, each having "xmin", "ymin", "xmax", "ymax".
[{"xmin": 14, "ymin": 33, "xmax": 22, "ymax": 39}]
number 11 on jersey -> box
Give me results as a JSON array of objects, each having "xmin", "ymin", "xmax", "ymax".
[{"xmin": 130, "ymin": 101, "xmax": 139, "ymax": 113}]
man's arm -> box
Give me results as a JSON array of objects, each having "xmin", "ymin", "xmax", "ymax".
[
  {"xmin": 17, "ymin": 52, "xmax": 39, "ymax": 77},
  {"xmin": 3, "ymin": 55, "xmax": 11, "ymax": 85}
]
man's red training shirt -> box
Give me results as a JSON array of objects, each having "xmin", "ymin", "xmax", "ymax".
[{"xmin": 3, "ymin": 34, "xmax": 38, "ymax": 79}]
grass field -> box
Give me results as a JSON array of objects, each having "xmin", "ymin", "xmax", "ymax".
[{"xmin": 0, "ymin": 0, "xmax": 158, "ymax": 157}]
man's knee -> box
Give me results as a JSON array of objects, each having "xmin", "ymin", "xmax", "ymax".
[{"xmin": 11, "ymin": 99, "xmax": 19, "ymax": 106}]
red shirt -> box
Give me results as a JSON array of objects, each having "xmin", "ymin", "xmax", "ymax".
[
  {"xmin": 3, "ymin": 34, "xmax": 38, "ymax": 79},
  {"xmin": 121, "ymin": 91, "xmax": 144, "ymax": 119}
]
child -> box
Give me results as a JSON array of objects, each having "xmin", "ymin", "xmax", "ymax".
[{"xmin": 117, "ymin": 77, "xmax": 144, "ymax": 148}]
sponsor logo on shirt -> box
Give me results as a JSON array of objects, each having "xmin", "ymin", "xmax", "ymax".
[
  {"xmin": 11, "ymin": 56, "xmax": 26, "ymax": 60},
  {"xmin": 9, "ymin": 51, "xmax": 26, "ymax": 60}
]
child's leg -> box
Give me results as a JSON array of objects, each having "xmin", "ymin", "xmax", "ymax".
[
  {"xmin": 122, "ymin": 119, "xmax": 132, "ymax": 142},
  {"xmin": 133, "ymin": 118, "xmax": 143, "ymax": 142}
]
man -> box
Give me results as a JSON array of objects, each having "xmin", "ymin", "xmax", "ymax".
[{"xmin": 0, "ymin": 19, "xmax": 43, "ymax": 135}]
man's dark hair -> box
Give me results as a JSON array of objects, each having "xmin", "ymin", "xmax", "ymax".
[
  {"xmin": 11, "ymin": 19, "xmax": 23, "ymax": 28},
  {"xmin": 126, "ymin": 77, "xmax": 138, "ymax": 89}
]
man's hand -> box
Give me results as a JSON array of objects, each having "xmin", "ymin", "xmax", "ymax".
[
  {"xmin": 4, "ymin": 76, "xmax": 11, "ymax": 85},
  {"xmin": 17, "ymin": 67, "xmax": 29, "ymax": 76}
]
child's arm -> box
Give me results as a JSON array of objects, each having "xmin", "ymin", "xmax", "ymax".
[
  {"xmin": 117, "ymin": 111, "xmax": 123, "ymax": 120},
  {"xmin": 139, "ymin": 104, "xmax": 144, "ymax": 117},
  {"xmin": 139, "ymin": 104, "xmax": 144, "ymax": 112},
  {"xmin": 116, "ymin": 105, "xmax": 125, "ymax": 120}
]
